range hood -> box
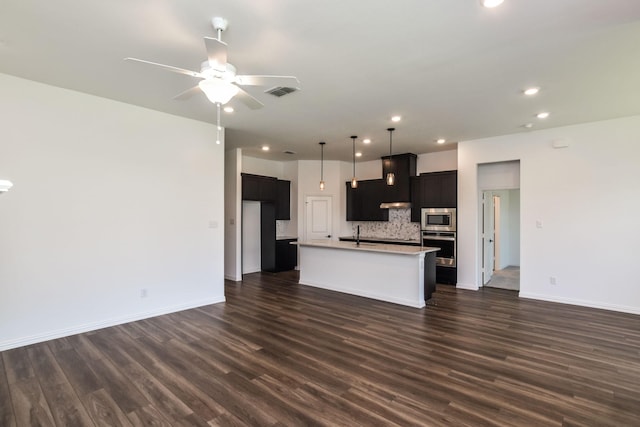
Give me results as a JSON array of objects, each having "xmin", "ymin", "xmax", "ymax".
[
  {"xmin": 379, "ymin": 153, "xmax": 417, "ymax": 209},
  {"xmin": 380, "ymin": 201, "xmax": 412, "ymax": 209}
]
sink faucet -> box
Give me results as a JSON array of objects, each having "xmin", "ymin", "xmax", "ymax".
[{"xmin": 356, "ymin": 225, "xmax": 360, "ymax": 246}]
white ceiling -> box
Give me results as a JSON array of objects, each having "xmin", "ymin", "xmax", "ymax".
[{"xmin": 2, "ymin": 0, "xmax": 640, "ymax": 162}]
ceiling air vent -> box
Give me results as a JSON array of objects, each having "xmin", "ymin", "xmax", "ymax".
[{"xmin": 265, "ymin": 86, "xmax": 298, "ymax": 97}]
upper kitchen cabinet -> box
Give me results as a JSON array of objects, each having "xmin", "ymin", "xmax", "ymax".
[
  {"xmin": 242, "ymin": 173, "xmax": 277, "ymax": 201},
  {"xmin": 411, "ymin": 170, "xmax": 458, "ymax": 221},
  {"xmin": 275, "ymin": 179, "xmax": 291, "ymax": 220},
  {"xmin": 421, "ymin": 170, "xmax": 457, "ymax": 208},
  {"xmin": 410, "ymin": 176, "xmax": 422, "ymax": 222},
  {"xmin": 242, "ymin": 173, "xmax": 291, "ymax": 219},
  {"xmin": 380, "ymin": 153, "xmax": 417, "ymax": 202},
  {"xmin": 346, "ymin": 180, "xmax": 389, "ymax": 221}
]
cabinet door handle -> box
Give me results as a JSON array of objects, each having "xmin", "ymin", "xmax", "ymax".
[{"xmin": 327, "ymin": 235, "xmax": 331, "ymax": 238}]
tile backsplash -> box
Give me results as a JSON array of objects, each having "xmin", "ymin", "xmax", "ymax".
[{"xmin": 350, "ymin": 208, "xmax": 420, "ymax": 241}]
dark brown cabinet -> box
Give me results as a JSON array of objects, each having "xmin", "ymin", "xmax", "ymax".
[
  {"xmin": 242, "ymin": 173, "xmax": 277, "ymax": 202},
  {"xmin": 410, "ymin": 170, "xmax": 457, "ymax": 221},
  {"xmin": 275, "ymin": 238, "xmax": 297, "ymax": 272},
  {"xmin": 242, "ymin": 173, "xmax": 290, "ymax": 220},
  {"xmin": 260, "ymin": 202, "xmax": 276, "ymax": 272},
  {"xmin": 422, "ymin": 170, "xmax": 457, "ymax": 208},
  {"xmin": 346, "ymin": 179, "xmax": 389, "ymax": 221},
  {"xmin": 275, "ymin": 179, "xmax": 290, "ymax": 220},
  {"xmin": 410, "ymin": 176, "xmax": 422, "ymax": 222},
  {"xmin": 380, "ymin": 153, "xmax": 416, "ymax": 203}
]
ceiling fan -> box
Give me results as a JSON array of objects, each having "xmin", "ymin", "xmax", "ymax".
[{"xmin": 125, "ymin": 17, "xmax": 300, "ymax": 110}]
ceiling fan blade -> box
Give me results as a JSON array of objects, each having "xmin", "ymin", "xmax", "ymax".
[
  {"xmin": 235, "ymin": 87, "xmax": 264, "ymax": 110},
  {"xmin": 235, "ymin": 75, "xmax": 300, "ymax": 88},
  {"xmin": 124, "ymin": 58, "xmax": 201, "ymax": 78},
  {"xmin": 173, "ymin": 85, "xmax": 202, "ymax": 100},
  {"xmin": 204, "ymin": 37, "xmax": 228, "ymax": 70}
]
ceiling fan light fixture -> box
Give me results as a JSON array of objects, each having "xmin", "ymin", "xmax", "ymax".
[
  {"xmin": 198, "ymin": 79, "xmax": 239, "ymax": 104},
  {"xmin": 481, "ymin": 0, "xmax": 504, "ymax": 8},
  {"xmin": 0, "ymin": 179, "xmax": 13, "ymax": 193}
]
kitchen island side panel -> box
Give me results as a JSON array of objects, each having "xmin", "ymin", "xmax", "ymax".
[{"xmin": 298, "ymin": 245, "xmax": 425, "ymax": 308}]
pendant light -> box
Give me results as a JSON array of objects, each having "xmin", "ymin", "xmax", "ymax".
[
  {"xmin": 350, "ymin": 135, "xmax": 358, "ymax": 189},
  {"xmin": 386, "ymin": 127, "xmax": 395, "ymax": 186},
  {"xmin": 319, "ymin": 141, "xmax": 326, "ymax": 191}
]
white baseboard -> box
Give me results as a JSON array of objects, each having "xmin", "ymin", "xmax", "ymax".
[
  {"xmin": 224, "ymin": 274, "xmax": 242, "ymax": 281},
  {"xmin": 0, "ymin": 295, "xmax": 226, "ymax": 351},
  {"xmin": 518, "ymin": 292, "xmax": 640, "ymax": 315},
  {"xmin": 456, "ymin": 282, "xmax": 479, "ymax": 291}
]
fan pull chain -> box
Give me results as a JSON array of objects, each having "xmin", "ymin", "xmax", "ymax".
[{"xmin": 216, "ymin": 102, "xmax": 222, "ymax": 145}]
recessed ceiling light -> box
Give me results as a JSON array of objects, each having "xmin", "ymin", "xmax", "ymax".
[
  {"xmin": 391, "ymin": 115, "xmax": 401, "ymax": 122},
  {"xmin": 536, "ymin": 112, "xmax": 550, "ymax": 119},
  {"xmin": 436, "ymin": 139, "xmax": 446, "ymax": 144},
  {"xmin": 481, "ymin": 0, "xmax": 504, "ymax": 8},
  {"xmin": 523, "ymin": 87, "xmax": 539, "ymax": 96},
  {"xmin": 355, "ymin": 152, "xmax": 363, "ymax": 157},
  {"xmin": 523, "ymin": 123, "xmax": 534, "ymax": 129},
  {"xmin": 261, "ymin": 146, "xmax": 270, "ymax": 151},
  {"xmin": 363, "ymin": 138, "xmax": 371, "ymax": 144},
  {"xmin": 223, "ymin": 106, "xmax": 234, "ymax": 113}
]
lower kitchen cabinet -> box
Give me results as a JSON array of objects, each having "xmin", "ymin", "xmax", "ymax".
[
  {"xmin": 275, "ymin": 238, "xmax": 297, "ymax": 272},
  {"xmin": 436, "ymin": 266, "xmax": 457, "ymax": 285}
]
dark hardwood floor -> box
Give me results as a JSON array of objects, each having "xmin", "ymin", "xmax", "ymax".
[{"xmin": 2, "ymin": 271, "xmax": 640, "ymax": 426}]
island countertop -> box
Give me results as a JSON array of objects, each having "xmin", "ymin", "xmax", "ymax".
[
  {"xmin": 295, "ymin": 240, "xmax": 439, "ymax": 307},
  {"xmin": 294, "ymin": 239, "xmax": 439, "ymax": 256}
]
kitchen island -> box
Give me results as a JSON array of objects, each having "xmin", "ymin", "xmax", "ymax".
[{"xmin": 295, "ymin": 240, "xmax": 439, "ymax": 308}]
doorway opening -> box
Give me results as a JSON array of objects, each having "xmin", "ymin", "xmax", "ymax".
[
  {"xmin": 478, "ymin": 159, "xmax": 521, "ymax": 292},
  {"xmin": 482, "ymin": 189, "xmax": 520, "ymax": 291}
]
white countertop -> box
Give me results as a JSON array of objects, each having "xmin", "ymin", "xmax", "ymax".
[
  {"xmin": 276, "ymin": 235, "xmax": 298, "ymax": 241},
  {"xmin": 295, "ymin": 239, "xmax": 439, "ymax": 256}
]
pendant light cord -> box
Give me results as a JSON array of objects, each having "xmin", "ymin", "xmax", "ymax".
[
  {"xmin": 387, "ymin": 127, "xmax": 395, "ymax": 160},
  {"xmin": 351, "ymin": 136, "xmax": 357, "ymax": 176}
]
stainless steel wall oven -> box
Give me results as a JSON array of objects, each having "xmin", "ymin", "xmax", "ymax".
[{"xmin": 421, "ymin": 208, "xmax": 456, "ymax": 268}]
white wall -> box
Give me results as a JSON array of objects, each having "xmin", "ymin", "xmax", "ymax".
[
  {"xmin": 0, "ymin": 74, "xmax": 225, "ymax": 350},
  {"xmin": 417, "ymin": 149, "xmax": 458, "ymax": 173},
  {"xmin": 295, "ymin": 160, "xmax": 351, "ymax": 240},
  {"xmin": 458, "ymin": 115, "xmax": 640, "ymax": 314},
  {"xmin": 242, "ymin": 156, "xmax": 284, "ymax": 178}
]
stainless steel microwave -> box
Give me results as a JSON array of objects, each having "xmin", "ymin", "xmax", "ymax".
[{"xmin": 421, "ymin": 208, "xmax": 456, "ymax": 232}]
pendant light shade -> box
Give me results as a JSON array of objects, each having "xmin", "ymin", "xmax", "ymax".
[
  {"xmin": 319, "ymin": 141, "xmax": 326, "ymax": 191},
  {"xmin": 350, "ymin": 135, "xmax": 358, "ymax": 189},
  {"xmin": 386, "ymin": 127, "xmax": 395, "ymax": 186}
]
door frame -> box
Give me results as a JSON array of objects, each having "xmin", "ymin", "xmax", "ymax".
[{"xmin": 304, "ymin": 195, "xmax": 333, "ymax": 241}]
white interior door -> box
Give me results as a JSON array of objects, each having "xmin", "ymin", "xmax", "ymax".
[
  {"xmin": 482, "ymin": 191, "xmax": 495, "ymax": 285},
  {"xmin": 493, "ymin": 195, "xmax": 501, "ymax": 270},
  {"xmin": 305, "ymin": 196, "xmax": 332, "ymax": 240}
]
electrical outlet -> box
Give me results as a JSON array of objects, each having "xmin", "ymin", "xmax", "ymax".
[
  {"xmin": 549, "ymin": 276, "xmax": 557, "ymax": 285},
  {"xmin": 140, "ymin": 288, "xmax": 148, "ymax": 298}
]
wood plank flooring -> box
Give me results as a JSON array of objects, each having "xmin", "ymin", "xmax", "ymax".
[{"xmin": 2, "ymin": 271, "xmax": 640, "ymax": 426}]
